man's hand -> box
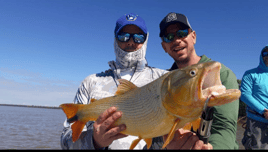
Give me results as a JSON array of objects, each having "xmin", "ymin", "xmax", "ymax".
[
  {"xmin": 264, "ymin": 109, "xmax": 268, "ymax": 120},
  {"xmin": 163, "ymin": 128, "xmax": 213, "ymax": 150},
  {"xmin": 93, "ymin": 107, "xmax": 128, "ymax": 149}
]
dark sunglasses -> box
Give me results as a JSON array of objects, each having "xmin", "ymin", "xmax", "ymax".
[
  {"xmin": 117, "ymin": 33, "xmax": 146, "ymax": 44},
  {"xmin": 262, "ymin": 51, "xmax": 268, "ymax": 57},
  {"xmin": 162, "ymin": 29, "xmax": 189, "ymax": 43}
]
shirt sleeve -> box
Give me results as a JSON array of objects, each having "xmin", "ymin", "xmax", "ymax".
[
  {"xmin": 60, "ymin": 81, "xmax": 100, "ymax": 150},
  {"xmin": 209, "ymin": 68, "xmax": 239, "ymax": 149},
  {"xmin": 240, "ymin": 72, "xmax": 266, "ymax": 114}
]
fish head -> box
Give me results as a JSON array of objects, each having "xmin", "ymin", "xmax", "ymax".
[{"xmin": 161, "ymin": 61, "xmax": 241, "ymax": 118}]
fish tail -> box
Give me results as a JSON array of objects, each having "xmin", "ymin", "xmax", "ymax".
[
  {"xmin": 60, "ymin": 104, "xmax": 80, "ymax": 120},
  {"xmin": 71, "ymin": 120, "xmax": 86, "ymax": 142},
  {"xmin": 60, "ymin": 103, "xmax": 86, "ymax": 142}
]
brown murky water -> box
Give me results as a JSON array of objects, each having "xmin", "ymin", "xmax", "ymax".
[
  {"xmin": 0, "ymin": 105, "xmax": 65, "ymax": 149},
  {"xmin": 1, "ymin": 105, "xmax": 246, "ymax": 149}
]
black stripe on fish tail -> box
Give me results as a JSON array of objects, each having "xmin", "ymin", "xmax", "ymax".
[{"xmin": 67, "ymin": 115, "xmax": 78, "ymax": 123}]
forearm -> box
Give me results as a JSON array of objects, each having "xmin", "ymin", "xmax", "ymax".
[
  {"xmin": 240, "ymin": 73, "xmax": 266, "ymax": 114},
  {"xmin": 240, "ymin": 94, "xmax": 266, "ymax": 114}
]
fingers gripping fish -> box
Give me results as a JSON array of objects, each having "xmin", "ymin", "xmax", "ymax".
[{"xmin": 60, "ymin": 61, "xmax": 241, "ymax": 149}]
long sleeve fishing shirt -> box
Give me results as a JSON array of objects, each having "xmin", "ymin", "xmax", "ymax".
[
  {"xmin": 240, "ymin": 45, "xmax": 268, "ymax": 123},
  {"xmin": 60, "ymin": 60, "xmax": 167, "ymax": 150}
]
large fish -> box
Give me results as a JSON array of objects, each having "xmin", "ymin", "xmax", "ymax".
[{"xmin": 60, "ymin": 61, "xmax": 241, "ymax": 149}]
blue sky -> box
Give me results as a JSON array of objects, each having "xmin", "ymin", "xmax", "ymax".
[{"xmin": 0, "ymin": 0, "xmax": 267, "ymax": 106}]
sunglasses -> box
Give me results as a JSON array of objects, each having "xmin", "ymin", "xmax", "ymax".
[
  {"xmin": 162, "ymin": 29, "xmax": 189, "ymax": 43},
  {"xmin": 117, "ymin": 33, "xmax": 146, "ymax": 44},
  {"xmin": 262, "ymin": 51, "xmax": 268, "ymax": 57}
]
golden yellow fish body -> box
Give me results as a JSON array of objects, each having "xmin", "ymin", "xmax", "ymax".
[
  {"xmin": 60, "ymin": 61, "xmax": 241, "ymax": 149},
  {"xmin": 77, "ymin": 77, "xmax": 178, "ymax": 139}
]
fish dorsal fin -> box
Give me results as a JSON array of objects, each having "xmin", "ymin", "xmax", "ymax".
[
  {"xmin": 115, "ymin": 79, "xmax": 137, "ymax": 95},
  {"xmin": 90, "ymin": 98, "xmax": 97, "ymax": 103}
]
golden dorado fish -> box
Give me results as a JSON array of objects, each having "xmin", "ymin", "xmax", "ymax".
[{"xmin": 60, "ymin": 61, "xmax": 241, "ymax": 149}]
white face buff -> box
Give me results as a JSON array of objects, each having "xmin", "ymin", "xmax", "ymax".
[{"xmin": 114, "ymin": 33, "xmax": 149, "ymax": 69}]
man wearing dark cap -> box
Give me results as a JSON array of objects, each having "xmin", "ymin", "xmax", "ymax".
[
  {"xmin": 147, "ymin": 12, "xmax": 240, "ymax": 149},
  {"xmin": 60, "ymin": 13, "xmax": 167, "ymax": 150}
]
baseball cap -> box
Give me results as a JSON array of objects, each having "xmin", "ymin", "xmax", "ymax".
[
  {"xmin": 159, "ymin": 12, "xmax": 192, "ymax": 37},
  {"xmin": 114, "ymin": 13, "xmax": 147, "ymax": 37}
]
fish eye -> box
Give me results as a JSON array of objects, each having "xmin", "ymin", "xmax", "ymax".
[{"xmin": 189, "ymin": 70, "xmax": 196, "ymax": 77}]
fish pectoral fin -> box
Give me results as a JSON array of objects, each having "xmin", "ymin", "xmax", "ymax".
[
  {"xmin": 144, "ymin": 138, "xmax": 152, "ymax": 149},
  {"xmin": 182, "ymin": 118, "xmax": 201, "ymax": 132},
  {"xmin": 162, "ymin": 118, "xmax": 180, "ymax": 149},
  {"xmin": 129, "ymin": 137, "xmax": 142, "ymax": 150},
  {"xmin": 115, "ymin": 79, "xmax": 138, "ymax": 95}
]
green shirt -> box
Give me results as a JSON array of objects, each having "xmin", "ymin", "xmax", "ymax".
[
  {"xmin": 147, "ymin": 55, "xmax": 239, "ymax": 150},
  {"xmin": 199, "ymin": 55, "xmax": 239, "ymax": 149}
]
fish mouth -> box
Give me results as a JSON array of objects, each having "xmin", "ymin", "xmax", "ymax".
[
  {"xmin": 199, "ymin": 62, "xmax": 241, "ymax": 105},
  {"xmin": 200, "ymin": 62, "xmax": 226, "ymax": 99}
]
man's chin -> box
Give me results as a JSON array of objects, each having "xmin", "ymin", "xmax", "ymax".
[{"xmin": 175, "ymin": 56, "xmax": 189, "ymax": 64}]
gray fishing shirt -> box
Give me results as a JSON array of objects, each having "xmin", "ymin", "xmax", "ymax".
[{"xmin": 60, "ymin": 35, "xmax": 168, "ymax": 149}]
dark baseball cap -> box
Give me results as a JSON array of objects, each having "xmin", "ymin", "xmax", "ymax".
[{"xmin": 159, "ymin": 12, "xmax": 192, "ymax": 37}]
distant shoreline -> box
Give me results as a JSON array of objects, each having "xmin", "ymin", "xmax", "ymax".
[
  {"xmin": 0, "ymin": 103, "xmax": 247, "ymax": 121},
  {"xmin": 0, "ymin": 104, "xmax": 61, "ymax": 109}
]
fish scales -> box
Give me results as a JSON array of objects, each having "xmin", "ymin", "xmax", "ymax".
[
  {"xmin": 114, "ymin": 78, "xmax": 176, "ymax": 137},
  {"xmin": 60, "ymin": 61, "xmax": 241, "ymax": 149}
]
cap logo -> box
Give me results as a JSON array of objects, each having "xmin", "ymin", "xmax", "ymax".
[
  {"xmin": 166, "ymin": 13, "xmax": 177, "ymax": 23},
  {"xmin": 126, "ymin": 14, "xmax": 137, "ymax": 21}
]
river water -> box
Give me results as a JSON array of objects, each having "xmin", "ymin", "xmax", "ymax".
[
  {"xmin": 0, "ymin": 105, "xmax": 65, "ymax": 149},
  {"xmin": 0, "ymin": 105, "xmax": 245, "ymax": 149}
]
